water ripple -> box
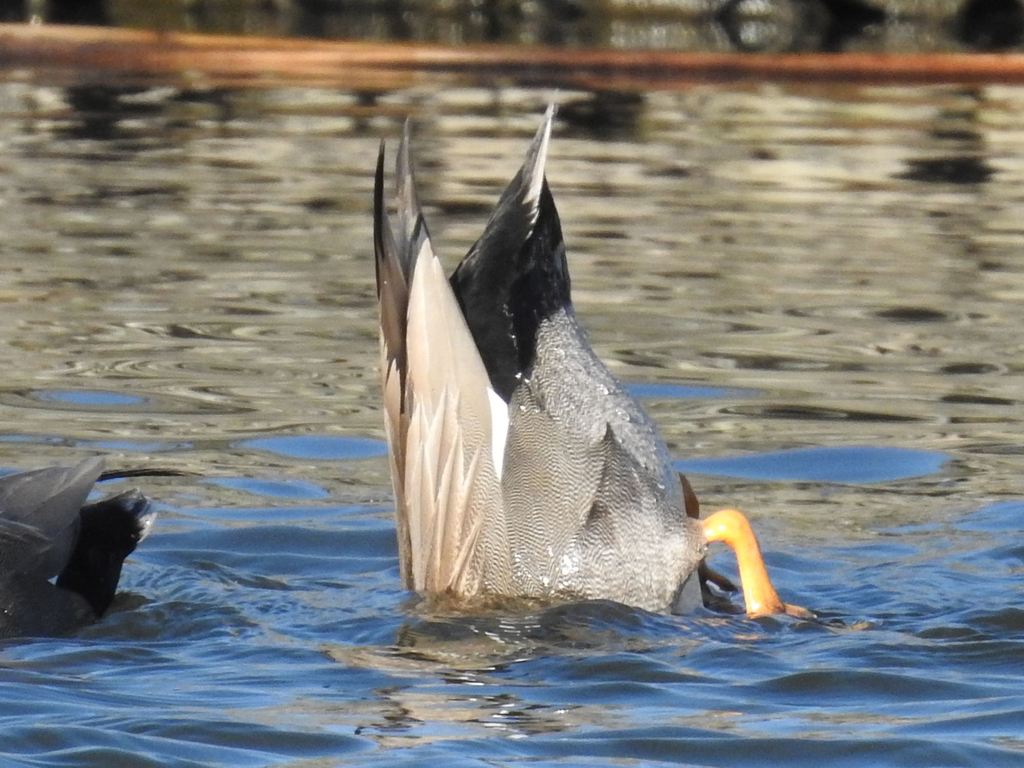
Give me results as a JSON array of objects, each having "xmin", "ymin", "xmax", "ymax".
[{"xmin": 3, "ymin": 82, "xmax": 1024, "ymax": 768}]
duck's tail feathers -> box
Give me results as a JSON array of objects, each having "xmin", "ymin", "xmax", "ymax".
[
  {"xmin": 375, "ymin": 138, "xmax": 413, "ymax": 584},
  {"xmin": 374, "ymin": 122, "xmax": 433, "ymax": 365},
  {"xmin": 396, "ymin": 120, "xmax": 433, "ymax": 275},
  {"xmin": 403, "ymin": 219, "xmax": 506, "ymax": 595},
  {"xmin": 376, "ymin": 128, "xmax": 506, "ymax": 596},
  {"xmin": 375, "ymin": 140, "xmax": 410, "ymax": 388},
  {"xmin": 450, "ymin": 104, "xmax": 570, "ymax": 400},
  {"xmin": 55, "ymin": 489, "xmax": 156, "ymax": 617}
]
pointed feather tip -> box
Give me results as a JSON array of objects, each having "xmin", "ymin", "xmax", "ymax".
[
  {"xmin": 373, "ymin": 140, "xmax": 387, "ymax": 289},
  {"xmin": 374, "ymin": 138, "xmax": 405, "ymax": 297},
  {"xmin": 374, "ymin": 139, "xmax": 387, "ymax": 234},
  {"xmin": 395, "ymin": 117, "xmax": 430, "ymax": 260},
  {"xmin": 375, "ymin": 139, "xmax": 386, "ymax": 193},
  {"xmin": 521, "ymin": 104, "xmax": 557, "ymax": 223},
  {"xmin": 396, "ymin": 120, "xmax": 411, "ymax": 198},
  {"xmin": 398, "ymin": 118, "xmax": 413, "ymax": 179}
]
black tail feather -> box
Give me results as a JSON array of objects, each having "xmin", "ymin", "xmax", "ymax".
[
  {"xmin": 448, "ymin": 106, "xmax": 569, "ymax": 400},
  {"xmin": 451, "ymin": 180, "xmax": 570, "ymax": 400}
]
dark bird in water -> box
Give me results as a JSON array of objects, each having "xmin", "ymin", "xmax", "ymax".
[
  {"xmin": 373, "ymin": 105, "xmax": 810, "ymax": 618},
  {"xmin": 0, "ymin": 457, "xmax": 165, "ymax": 639}
]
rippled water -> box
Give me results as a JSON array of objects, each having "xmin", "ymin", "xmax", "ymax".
[{"xmin": 2, "ymin": 81, "xmax": 1024, "ymax": 766}]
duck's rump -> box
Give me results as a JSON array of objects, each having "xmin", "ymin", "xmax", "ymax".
[
  {"xmin": 376, "ymin": 106, "xmax": 707, "ymax": 614},
  {"xmin": 495, "ymin": 308, "xmax": 705, "ymax": 612}
]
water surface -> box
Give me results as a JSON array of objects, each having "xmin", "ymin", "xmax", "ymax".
[{"xmin": 1, "ymin": 82, "xmax": 1024, "ymax": 765}]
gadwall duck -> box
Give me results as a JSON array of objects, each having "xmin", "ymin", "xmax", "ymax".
[
  {"xmin": 0, "ymin": 457, "xmax": 158, "ymax": 638},
  {"xmin": 373, "ymin": 106, "xmax": 806, "ymax": 618}
]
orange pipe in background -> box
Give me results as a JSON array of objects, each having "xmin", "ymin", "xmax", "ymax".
[{"xmin": 4, "ymin": 23, "xmax": 1024, "ymax": 89}]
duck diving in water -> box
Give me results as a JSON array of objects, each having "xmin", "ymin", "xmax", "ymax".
[{"xmin": 373, "ymin": 105, "xmax": 809, "ymax": 619}]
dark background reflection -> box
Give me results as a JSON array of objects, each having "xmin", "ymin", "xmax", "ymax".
[{"xmin": 0, "ymin": 0, "xmax": 1021, "ymax": 53}]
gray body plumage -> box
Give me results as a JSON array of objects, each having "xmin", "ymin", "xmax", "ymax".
[
  {"xmin": 501, "ymin": 310, "xmax": 705, "ymax": 610},
  {"xmin": 0, "ymin": 457, "xmax": 156, "ymax": 638},
  {"xmin": 374, "ymin": 106, "xmax": 706, "ymax": 614}
]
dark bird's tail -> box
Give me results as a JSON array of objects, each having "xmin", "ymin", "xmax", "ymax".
[{"xmin": 55, "ymin": 490, "xmax": 156, "ymax": 617}]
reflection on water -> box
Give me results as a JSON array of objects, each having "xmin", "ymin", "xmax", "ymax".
[
  {"xmin": 3, "ymin": 80, "xmax": 1024, "ymax": 765},
  {"xmin": 675, "ymin": 445, "xmax": 948, "ymax": 482}
]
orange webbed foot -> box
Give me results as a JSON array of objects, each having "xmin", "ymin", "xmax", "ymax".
[{"xmin": 700, "ymin": 508, "xmax": 811, "ymax": 619}]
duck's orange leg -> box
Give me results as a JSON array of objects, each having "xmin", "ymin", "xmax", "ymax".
[{"xmin": 701, "ymin": 508, "xmax": 813, "ymax": 619}]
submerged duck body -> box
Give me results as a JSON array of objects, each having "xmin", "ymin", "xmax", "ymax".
[
  {"xmin": 374, "ymin": 107, "xmax": 801, "ymax": 617},
  {"xmin": 0, "ymin": 457, "xmax": 156, "ymax": 638}
]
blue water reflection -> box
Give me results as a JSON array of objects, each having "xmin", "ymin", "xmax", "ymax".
[
  {"xmin": 240, "ymin": 436, "xmax": 387, "ymax": 460},
  {"xmin": 35, "ymin": 389, "xmax": 147, "ymax": 407},
  {"xmin": 675, "ymin": 446, "xmax": 948, "ymax": 483},
  {"xmin": 627, "ymin": 382, "xmax": 759, "ymax": 400}
]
